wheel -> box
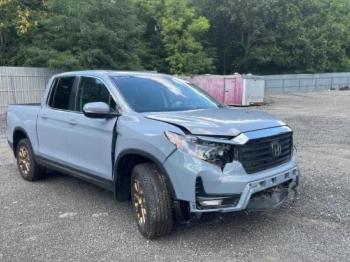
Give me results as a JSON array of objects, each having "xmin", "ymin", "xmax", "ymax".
[
  {"xmin": 131, "ymin": 163, "xmax": 173, "ymax": 239},
  {"xmin": 16, "ymin": 138, "xmax": 44, "ymax": 181}
]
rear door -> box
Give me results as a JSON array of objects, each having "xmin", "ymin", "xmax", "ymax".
[
  {"xmin": 37, "ymin": 76, "xmax": 77, "ymax": 164},
  {"xmin": 65, "ymin": 76, "xmax": 118, "ymax": 179}
]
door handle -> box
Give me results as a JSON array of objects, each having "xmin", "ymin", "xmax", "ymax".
[
  {"xmin": 41, "ymin": 114, "xmax": 49, "ymax": 119},
  {"xmin": 68, "ymin": 119, "xmax": 78, "ymax": 125}
]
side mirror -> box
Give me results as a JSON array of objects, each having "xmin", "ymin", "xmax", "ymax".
[{"xmin": 83, "ymin": 102, "xmax": 119, "ymax": 119}]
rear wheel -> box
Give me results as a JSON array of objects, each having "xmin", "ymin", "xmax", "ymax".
[
  {"xmin": 131, "ymin": 163, "xmax": 173, "ymax": 239},
  {"xmin": 16, "ymin": 139, "xmax": 44, "ymax": 181}
]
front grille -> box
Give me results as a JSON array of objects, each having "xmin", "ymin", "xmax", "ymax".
[{"xmin": 239, "ymin": 132, "xmax": 293, "ymax": 174}]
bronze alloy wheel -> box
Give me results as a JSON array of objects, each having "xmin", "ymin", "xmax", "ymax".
[
  {"xmin": 18, "ymin": 145, "xmax": 31, "ymax": 175},
  {"xmin": 16, "ymin": 139, "xmax": 44, "ymax": 181},
  {"xmin": 132, "ymin": 179, "xmax": 147, "ymax": 225}
]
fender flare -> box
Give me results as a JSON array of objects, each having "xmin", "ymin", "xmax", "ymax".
[
  {"xmin": 12, "ymin": 127, "xmax": 30, "ymax": 155},
  {"xmin": 113, "ymin": 149, "xmax": 177, "ymax": 200}
]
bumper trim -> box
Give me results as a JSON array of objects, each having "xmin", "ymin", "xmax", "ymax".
[
  {"xmin": 246, "ymin": 184, "xmax": 289, "ymax": 210},
  {"xmin": 190, "ymin": 167, "xmax": 299, "ymax": 213},
  {"xmin": 195, "ymin": 177, "xmax": 241, "ymax": 209}
]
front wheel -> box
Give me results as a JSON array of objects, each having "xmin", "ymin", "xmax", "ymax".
[{"xmin": 131, "ymin": 163, "xmax": 173, "ymax": 239}]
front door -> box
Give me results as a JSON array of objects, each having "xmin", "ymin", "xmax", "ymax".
[{"xmin": 66, "ymin": 76, "xmax": 118, "ymax": 180}]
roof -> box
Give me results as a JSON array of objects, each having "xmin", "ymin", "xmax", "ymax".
[{"xmin": 54, "ymin": 70, "xmax": 169, "ymax": 78}]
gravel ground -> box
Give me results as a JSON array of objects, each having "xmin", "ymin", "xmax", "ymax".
[{"xmin": 0, "ymin": 91, "xmax": 349, "ymax": 262}]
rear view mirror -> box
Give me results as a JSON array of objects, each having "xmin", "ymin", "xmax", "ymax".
[{"xmin": 83, "ymin": 102, "xmax": 119, "ymax": 119}]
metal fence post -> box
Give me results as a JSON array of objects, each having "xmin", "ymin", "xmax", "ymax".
[
  {"xmin": 10, "ymin": 76, "xmax": 17, "ymax": 104},
  {"xmin": 331, "ymin": 77, "xmax": 334, "ymax": 90},
  {"xmin": 315, "ymin": 77, "xmax": 318, "ymax": 91}
]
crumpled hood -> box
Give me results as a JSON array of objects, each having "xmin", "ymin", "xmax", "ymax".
[{"xmin": 144, "ymin": 108, "xmax": 286, "ymax": 136}]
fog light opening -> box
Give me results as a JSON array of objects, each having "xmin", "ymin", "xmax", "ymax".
[
  {"xmin": 195, "ymin": 177, "xmax": 240, "ymax": 209},
  {"xmin": 198, "ymin": 199, "xmax": 223, "ymax": 207}
]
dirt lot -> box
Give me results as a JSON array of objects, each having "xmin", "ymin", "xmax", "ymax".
[{"xmin": 0, "ymin": 92, "xmax": 349, "ymax": 262}]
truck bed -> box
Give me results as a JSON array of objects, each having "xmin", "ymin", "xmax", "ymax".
[{"xmin": 6, "ymin": 103, "xmax": 42, "ymax": 152}]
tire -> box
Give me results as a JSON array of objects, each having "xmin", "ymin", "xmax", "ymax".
[
  {"xmin": 131, "ymin": 163, "xmax": 173, "ymax": 239},
  {"xmin": 16, "ymin": 138, "xmax": 44, "ymax": 181}
]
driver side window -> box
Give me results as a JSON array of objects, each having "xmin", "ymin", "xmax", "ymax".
[{"xmin": 75, "ymin": 76, "xmax": 116, "ymax": 112}]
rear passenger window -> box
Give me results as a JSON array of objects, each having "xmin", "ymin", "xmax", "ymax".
[
  {"xmin": 75, "ymin": 77, "xmax": 116, "ymax": 112},
  {"xmin": 48, "ymin": 77, "xmax": 75, "ymax": 110}
]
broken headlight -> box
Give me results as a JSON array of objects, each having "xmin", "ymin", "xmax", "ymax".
[{"xmin": 165, "ymin": 131, "xmax": 233, "ymax": 168}]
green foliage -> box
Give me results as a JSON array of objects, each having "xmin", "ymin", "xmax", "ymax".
[
  {"xmin": 136, "ymin": 0, "xmax": 213, "ymax": 74},
  {"xmin": 194, "ymin": 0, "xmax": 350, "ymax": 74},
  {"xmin": 20, "ymin": 0, "xmax": 144, "ymax": 70},
  {"xmin": 0, "ymin": 0, "xmax": 43, "ymax": 65},
  {"xmin": 133, "ymin": 0, "xmax": 169, "ymax": 73},
  {"xmin": 160, "ymin": 0, "xmax": 213, "ymax": 74},
  {"xmin": 0, "ymin": 0, "xmax": 18, "ymax": 65},
  {"xmin": 1, "ymin": 0, "xmax": 350, "ymax": 74}
]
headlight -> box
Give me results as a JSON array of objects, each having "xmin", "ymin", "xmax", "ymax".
[{"xmin": 165, "ymin": 131, "xmax": 233, "ymax": 168}]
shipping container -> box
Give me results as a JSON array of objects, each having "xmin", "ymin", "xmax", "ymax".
[{"xmin": 184, "ymin": 74, "xmax": 265, "ymax": 106}]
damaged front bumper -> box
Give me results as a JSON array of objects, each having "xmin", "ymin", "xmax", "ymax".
[
  {"xmin": 163, "ymin": 135, "xmax": 301, "ymax": 214},
  {"xmin": 246, "ymin": 179, "xmax": 298, "ymax": 210},
  {"xmin": 190, "ymin": 167, "xmax": 300, "ymax": 213}
]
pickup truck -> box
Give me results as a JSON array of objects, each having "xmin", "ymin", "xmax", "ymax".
[{"xmin": 6, "ymin": 71, "xmax": 300, "ymax": 239}]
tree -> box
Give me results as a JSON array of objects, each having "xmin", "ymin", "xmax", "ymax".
[
  {"xmin": 276, "ymin": 0, "xmax": 350, "ymax": 73},
  {"xmin": 194, "ymin": 0, "xmax": 295, "ymax": 74},
  {"xmin": 194, "ymin": 0, "xmax": 350, "ymax": 74},
  {"xmin": 19, "ymin": 0, "xmax": 144, "ymax": 70},
  {"xmin": 136, "ymin": 0, "xmax": 214, "ymax": 74},
  {"xmin": 3, "ymin": 0, "xmax": 350, "ymax": 74},
  {"xmin": 0, "ymin": 0, "xmax": 44, "ymax": 65},
  {"xmin": 134, "ymin": 0, "xmax": 169, "ymax": 73}
]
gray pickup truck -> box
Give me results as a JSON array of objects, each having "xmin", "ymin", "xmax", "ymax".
[{"xmin": 6, "ymin": 71, "xmax": 300, "ymax": 238}]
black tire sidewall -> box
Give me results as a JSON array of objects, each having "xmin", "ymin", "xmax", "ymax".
[
  {"xmin": 131, "ymin": 167, "xmax": 153, "ymax": 237},
  {"xmin": 130, "ymin": 163, "xmax": 173, "ymax": 239}
]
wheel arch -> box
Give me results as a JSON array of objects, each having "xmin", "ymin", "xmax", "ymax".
[
  {"xmin": 113, "ymin": 149, "xmax": 177, "ymax": 201},
  {"xmin": 12, "ymin": 127, "xmax": 30, "ymax": 157}
]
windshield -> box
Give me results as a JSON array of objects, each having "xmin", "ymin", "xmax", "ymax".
[{"xmin": 112, "ymin": 75, "xmax": 220, "ymax": 112}]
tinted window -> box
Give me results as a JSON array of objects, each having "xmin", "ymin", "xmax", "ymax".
[
  {"xmin": 112, "ymin": 75, "xmax": 219, "ymax": 112},
  {"xmin": 75, "ymin": 77, "xmax": 116, "ymax": 112},
  {"xmin": 48, "ymin": 77, "xmax": 75, "ymax": 110}
]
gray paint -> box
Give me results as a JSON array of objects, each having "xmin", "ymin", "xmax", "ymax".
[
  {"xmin": 6, "ymin": 70, "xmax": 300, "ymax": 213},
  {"xmin": 145, "ymin": 108, "xmax": 286, "ymax": 136}
]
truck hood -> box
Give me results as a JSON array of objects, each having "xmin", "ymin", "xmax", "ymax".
[{"xmin": 144, "ymin": 108, "xmax": 286, "ymax": 136}]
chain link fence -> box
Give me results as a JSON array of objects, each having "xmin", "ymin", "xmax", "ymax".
[
  {"xmin": 0, "ymin": 113, "xmax": 5, "ymax": 138},
  {"xmin": 264, "ymin": 72, "xmax": 350, "ymax": 93},
  {"xmin": 0, "ymin": 67, "xmax": 61, "ymax": 114}
]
